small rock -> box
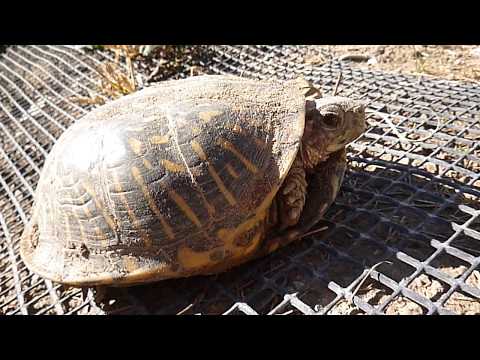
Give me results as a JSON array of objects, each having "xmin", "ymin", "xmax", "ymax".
[
  {"xmin": 375, "ymin": 46, "xmax": 386, "ymax": 55},
  {"xmin": 425, "ymin": 162, "xmax": 437, "ymax": 174},
  {"xmin": 414, "ymin": 50, "xmax": 424, "ymax": 59},
  {"xmin": 367, "ymin": 56, "xmax": 378, "ymax": 65},
  {"xmin": 470, "ymin": 47, "xmax": 480, "ymax": 57},
  {"xmin": 139, "ymin": 45, "xmax": 161, "ymax": 57}
]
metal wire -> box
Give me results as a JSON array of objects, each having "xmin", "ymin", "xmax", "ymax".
[{"xmin": 0, "ymin": 45, "xmax": 479, "ymax": 315}]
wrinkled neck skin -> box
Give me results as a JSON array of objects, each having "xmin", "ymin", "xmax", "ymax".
[{"xmin": 301, "ymin": 114, "xmax": 330, "ymax": 172}]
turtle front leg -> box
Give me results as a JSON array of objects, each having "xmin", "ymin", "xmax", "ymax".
[
  {"xmin": 261, "ymin": 149, "xmax": 347, "ymax": 255},
  {"xmin": 276, "ymin": 155, "xmax": 307, "ymax": 231}
]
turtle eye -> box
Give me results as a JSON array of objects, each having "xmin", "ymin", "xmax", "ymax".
[{"xmin": 321, "ymin": 113, "xmax": 340, "ymax": 129}]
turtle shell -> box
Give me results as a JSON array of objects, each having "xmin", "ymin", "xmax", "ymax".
[{"xmin": 20, "ymin": 75, "xmax": 306, "ymax": 286}]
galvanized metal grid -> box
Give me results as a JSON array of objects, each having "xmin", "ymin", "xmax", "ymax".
[{"xmin": 0, "ymin": 45, "xmax": 479, "ymax": 315}]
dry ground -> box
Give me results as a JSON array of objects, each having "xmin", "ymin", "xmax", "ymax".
[{"xmin": 304, "ymin": 45, "xmax": 480, "ymax": 83}]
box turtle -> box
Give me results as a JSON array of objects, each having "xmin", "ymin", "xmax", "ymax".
[{"xmin": 20, "ymin": 75, "xmax": 365, "ymax": 287}]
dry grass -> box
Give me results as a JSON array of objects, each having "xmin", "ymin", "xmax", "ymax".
[
  {"xmin": 70, "ymin": 45, "xmax": 141, "ymax": 106},
  {"xmin": 69, "ymin": 45, "xmax": 210, "ymax": 107}
]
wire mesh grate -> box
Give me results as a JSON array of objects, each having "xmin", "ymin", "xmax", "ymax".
[{"xmin": 0, "ymin": 45, "xmax": 479, "ymax": 315}]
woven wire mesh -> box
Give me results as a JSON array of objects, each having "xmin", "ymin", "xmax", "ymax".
[{"xmin": 0, "ymin": 45, "xmax": 479, "ymax": 315}]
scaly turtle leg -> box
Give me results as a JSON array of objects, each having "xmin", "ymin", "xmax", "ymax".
[
  {"xmin": 261, "ymin": 149, "xmax": 347, "ymax": 255},
  {"xmin": 277, "ymin": 155, "xmax": 307, "ymax": 231}
]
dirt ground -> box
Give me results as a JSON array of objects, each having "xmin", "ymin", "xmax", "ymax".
[{"xmin": 304, "ymin": 45, "xmax": 480, "ymax": 83}]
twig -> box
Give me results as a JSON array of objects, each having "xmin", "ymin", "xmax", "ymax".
[
  {"xmin": 189, "ymin": 66, "xmax": 203, "ymax": 77},
  {"xmin": 69, "ymin": 95, "xmax": 105, "ymax": 106},
  {"xmin": 177, "ymin": 303, "xmax": 195, "ymax": 315},
  {"xmin": 332, "ymin": 72, "xmax": 343, "ymax": 96},
  {"xmin": 347, "ymin": 260, "xmax": 393, "ymax": 304},
  {"xmin": 146, "ymin": 59, "xmax": 169, "ymax": 82},
  {"xmin": 299, "ymin": 226, "xmax": 329, "ymax": 239},
  {"xmin": 125, "ymin": 54, "xmax": 136, "ymax": 90},
  {"xmin": 106, "ymin": 305, "xmax": 134, "ymax": 315},
  {"xmin": 146, "ymin": 62, "xmax": 162, "ymax": 82},
  {"xmin": 338, "ymin": 54, "xmax": 371, "ymax": 62}
]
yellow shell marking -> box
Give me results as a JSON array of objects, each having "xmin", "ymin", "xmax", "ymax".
[
  {"xmin": 177, "ymin": 226, "xmax": 263, "ymax": 270},
  {"xmin": 215, "ymin": 212, "xmax": 266, "ymax": 255},
  {"xmin": 143, "ymin": 159, "xmax": 153, "ymax": 170},
  {"xmin": 225, "ymin": 163, "xmax": 240, "ymax": 179},
  {"xmin": 75, "ymin": 213, "xmax": 87, "ymax": 241},
  {"xmin": 243, "ymin": 231, "xmax": 263, "ymax": 257},
  {"xmin": 82, "ymin": 205, "xmax": 92, "ymax": 219},
  {"xmin": 199, "ymin": 193, "xmax": 216, "ymax": 217},
  {"xmin": 232, "ymin": 124, "xmax": 243, "ymax": 134},
  {"xmin": 123, "ymin": 256, "xmax": 139, "ymax": 273},
  {"xmin": 150, "ymin": 135, "xmax": 169, "ymax": 145},
  {"xmin": 95, "ymin": 226, "xmax": 109, "ymax": 248},
  {"xmin": 131, "ymin": 166, "xmax": 175, "ymax": 241},
  {"xmin": 128, "ymin": 138, "xmax": 143, "ymax": 155},
  {"xmin": 207, "ymin": 167, "xmax": 237, "ymax": 206},
  {"xmin": 161, "ymin": 159, "xmax": 185, "ymax": 173},
  {"xmin": 254, "ymin": 137, "xmax": 267, "ymax": 148},
  {"xmin": 153, "ymin": 140, "xmax": 215, "ymax": 217},
  {"xmin": 191, "ymin": 140, "xmax": 237, "ymax": 206},
  {"xmin": 167, "ymin": 189, "xmax": 202, "ymax": 228},
  {"xmin": 112, "ymin": 172, "xmax": 153, "ymax": 248},
  {"xmin": 199, "ymin": 110, "xmax": 223, "ymax": 122},
  {"xmin": 116, "ymin": 261, "xmax": 177, "ymax": 284},
  {"xmin": 82, "ymin": 182, "xmax": 117, "ymax": 233},
  {"xmin": 177, "ymin": 185, "xmax": 280, "ymax": 271},
  {"xmin": 267, "ymin": 242, "xmax": 280, "ymax": 254},
  {"xmin": 231, "ymin": 123, "xmax": 266, "ymax": 148},
  {"xmin": 63, "ymin": 175, "xmax": 86, "ymax": 241},
  {"xmin": 217, "ymin": 138, "xmax": 259, "ymax": 174},
  {"xmin": 190, "ymin": 140, "xmax": 208, "ymax": 161},
  {"xmin": 63, "ymin": 212, "xmax": 72, "ymax": 246},
  {"xmin": 69, "ymin": 188, "xmax": 87, "ymax": 241},
  {"xmin": 177, "ymin": 246, "xmax": 217, "ymax": 269}
]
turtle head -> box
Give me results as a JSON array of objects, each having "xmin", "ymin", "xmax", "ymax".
[{"xmin": 302, "ymin": 96, "xmax": 366, "ymax": 168}]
